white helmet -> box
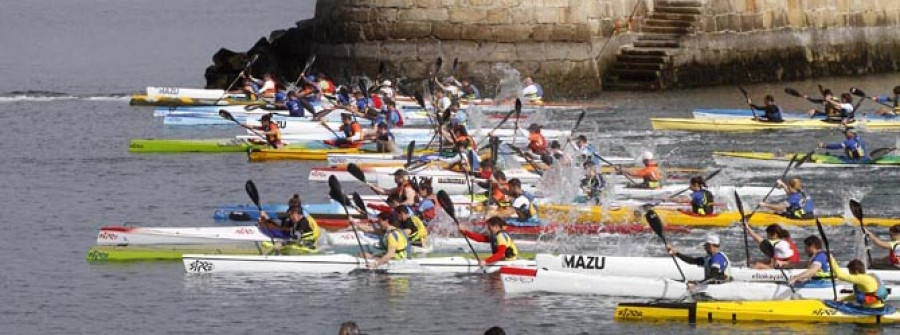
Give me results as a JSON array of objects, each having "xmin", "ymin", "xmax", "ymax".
[
  {"xmin": 641, "ymin": 151, "xmax": 654, "ymax": 161},
  {"xmin": 381, "ymin": 80, "xmax": 392, "ymax": 87}
]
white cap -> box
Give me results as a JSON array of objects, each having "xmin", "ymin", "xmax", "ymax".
[
  {"xmin": 705, "ymin": 234, "xmax": 720, "ymax": 245},
  {"xmin": 382, "ymin": 80, "xmax": 392, "ymax": 86},
  {"xmin": 641, "ymin": 151, "xmax": 654, "ymax": 161}
]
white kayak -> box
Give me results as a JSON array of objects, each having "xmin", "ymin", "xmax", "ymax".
[
  {"xmin": 500, "ymin": 267, "xmax": 900, "ymax": 301},
  {"xmin": 309, "ymin": 165, "xmax": 540, "ymax": 195},
  {"xmin": 247, "ymin": 127, "xmax": 571, "ymax": 143},
  {"xmin": 325, "ymin": 230, "xmax": 545, "ymax": 254},
  {"xmin": 145, "ymin": 87, "xmax": 243, "ymax": 100},
  {"xmin": 183, "ymin": 253, "xmax": 534, "ymax": 274},
  {"xmin": 96, "ymin": 225, "xmax": 276, "ymax": 246},
  {"xmin": 326, "ymin": 152, "xmax": 637, "ymax": 168},
  {"xmin": 611, "ymin": 184, "xmax": 783, "ymax": 200},
  {"xmin": 535, "ymin": 254, "xmax": 900, "ymax": 283}
]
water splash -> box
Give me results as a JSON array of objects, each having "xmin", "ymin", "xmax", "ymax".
[{"xmin": 490, "ymin": 63, "xmax": 522, "ymax": 102}]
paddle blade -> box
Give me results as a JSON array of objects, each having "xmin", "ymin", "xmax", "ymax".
[
  {"xmin": 645, "ymin": 210, "xmax": 666, "ymax": 243},
  {"xmin": 850, "ymin": 199, "xmax": 864, "ymax": 223},
  {"xmin": 219, "ymin": 109, "xmax": 235, "ymax": 121},
  {"xmin": 433, "ymin": 57, "xmax": 443, "ymax": 75},
  {"xmin": 738, "ymin": 86, "xmax": 749, "ymax": 99},
  {"xmin": 442, "ymin": 106, "xmax": 452, "ymax": 125},
  {"xmin": 414, "ymin": 91, "xmax": 427, "ymax": 110},
  {"xmin": 573, "ymin": 110, "xmax": 586, "ymax": 132},
  {"xmin": 784, "ymin": 88, "xmax": 802, "ymax": 97},
  {"xmin": 817, "ymin": 84, "xmax": 826, "ymax": 96},
  {"xmin": 377, "ymin": 61, "xmax": 386, "ymax": 78},
  {"xmin": 406, "ymin": 141, "xmax": 415, "ymax": 166},
  {"xmin": 850, "ymin": 87, "xmax": 866, "ymax": 97},
  {"xmin": 302, "ymin": 54, "xmax": 317, "ymax": 74},
  {"xmin": 245, "ymin": 180, "xmax": 261, "ymax": 209},
  {"xmin": 759, "ymin": 240, "xmax": 775, "ymax": 258},
  {"xmin": 352, "ymin": 192, "xmax": 366, "ymax": 212},
  {"xmin": 347, "ymin": 163, "xmax": 367, "ymax": 183},
  {"xmin": 704, "ymin": 169, "xmax": 723, "ymax": 183},
  {"xmin": 358, "ymin": 79, "xmax": 368, "ymax": 96},
  {"xmin": 870, "ymin": 147, "xmax": 896, "ymax": 161},
  {"xmin": 327, "ymin": 175, "xmax": 348, "ymax": 206},
  {"xmin": 436, "ymin": 190, "xmax": 456, "ymax": 219},
  {"xmin": 451, "ymin": 57, "xmax": 459, "ymax": 74},
  {"xmin": 793, "ymin": 151, "xmax": 816, "ymax": 169},
  {"xmin": 515, "ymin": 98, "xmax": 522, "ymax": 112},
  {"xmin": 734, "ymin": 191, "xmax": 745, "ymax": 218}
]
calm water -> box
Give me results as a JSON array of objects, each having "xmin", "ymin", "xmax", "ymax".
[{"xmin": 3, "ymin": 1, "xmax": 900, "ymax": 334}]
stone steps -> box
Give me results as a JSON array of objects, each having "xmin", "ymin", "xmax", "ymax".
[{"xmin": 602, "ymin": 0, "xmax": 704, "ymax": 91}]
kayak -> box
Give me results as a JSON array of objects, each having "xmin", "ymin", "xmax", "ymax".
[
  {"xmin": 129, "ymin": 139, "xmax": 382, "ymax": 153},
  {"xmin": 215, "ymin": 194, "xmax": 478, "ymax": 221},
  {"xmin": 310, "ymin": 166, "xmax": 540, "ymax": 195},
  {"xmin": 248, "ymin": 147, "xmax": 365, "ymax": 161},
  {"xmin": 606, "ymin": 184, "xmax": 781, "ymax": 201},
  {"xmin": 326, "ymin": 152, "xmax": 638, "ymax": 169},
  {"xmin": 130, "ymin": 94, "xmax": 263, "ymax": 107},
  {"xmin": 86, "ymin": 244, "xmax": 270, "ymax": 262},
  {"xmin": 145, "ymin": 87, "xmax": 243, "ymax": 100},
  {"xmin": 500, "ymin": 267, "xmax": 900, "ymax": 301},
  {"xmin": 651, "ymin": 117, "xmax": 900, "ymax": 132},
  {"xmin": 182, "ymin": 253, "xmax": 535, "ymax": 274},
  {"xmin": 260, "ymin": 128, "xmax": 572, "ymax": 143},
  {"xmin": 534, "ymin": 254, "xmax": 900, "ymax": 283},
  {"xmin": 614, "ymin": 300, "xmax": 900, "ymax": 324},
  {"xmin": 324, "ymin": 230, "xmax": 545, "ymax": 254},
  {"xmin": 714, "ymin": 151, "xmax": 900, "ymax": 168},
  {"xmin": 693, "ymin": 108, "xmax": 900, "ymax": 122}
]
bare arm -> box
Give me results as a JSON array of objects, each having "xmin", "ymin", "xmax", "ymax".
[
  {"xmin": 789, "ymin": 262, "xmax": 822, "ymax": 284},
  {"xmin": 865, "ymin": 227, "xmax": 894, "ymax": 250},
  {"xmin": 743, "ymin": 221, "xmax": 764, "ymax": 243}
]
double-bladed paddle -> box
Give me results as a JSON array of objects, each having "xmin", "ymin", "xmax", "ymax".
[
  {"xmin": 739, "ymin": 86, "xmax": 758, "ymax": 120},
  {"xmin": 561, "ymin": 110, "xmax": 587, "ymax": 151},
  {"xmin": 850, "ymin": 199, "xmax": 873, "ymax": 267},
  {"xmin": 646, "ymin": 210, "xmax": 686, "ymax": 282},
  {"xmin": 816, "ymin": 218, "xmax": 839, "ymax": 300},
  {"xmin": 667, "ymin": 169, "xmax": 722, "ymax": 198},
  {"xmin": 850, "ymin": 87, "xmax": 894, "ymax": 108},
  {"xmin": 215, "ymin": 54, "xmax": 260, "ymax": 105},
  {"xmin": 219, "ymin": 110, "xmax": 272, "ymax": 147},
  {"xmin": 436, "ymin": 190, "xmax": 485, "ymax": 273},
  {"xmin": 593, "ymin": 153, "xmax": 637, "ymax": 184},
  {"xmin": 870, "ymin": 147, "xmax": 896, "ymax": 162},
  {"xmin": 734, "ymin": 191, "xmax": 752, "ymax": 267},
  {"xmin": 246, "ymin": 180, "xmax": 277, "ymax": 254},
  {"xmin": 328, "ymin": 175, "xmax": 368, "ymax": 267}
]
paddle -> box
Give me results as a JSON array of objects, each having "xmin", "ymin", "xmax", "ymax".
[
  {"xmin": 246, "ymin": 179, "xmax": 277, "ymax": 254},
  {"xmin": 593, "ymin": 153, "xmax": 637, "ymax": 184},
  {"xmin": 451, "ymin": 57, "xmax": 459, "ymax": 76},
  {"xmin": 346, "ymin": 163, "xmax": 373, "ymax": 188},
  {"xmin": 792, "ymin": 151, "xmax": 816, "ymax": 169},
  {"xmin": 487, "ymin": 99, "xmax": 522, "ymax": 136},
  {"xmin": 760, "ymin": 239, "xmax": 798, "ymax": 297},
  {"xmin": 512, "ymin": 98, "xmax": 522, "ymax": 146},
  {"xmin": 414, "ymin": 91, "xmax": 427, "ymax": 110},
  {"xmin": 667, "ymin": 169, "xmax": 722, "ymax": 199},
  {"xmin": 870, "ymin": 147, "xmax": 896, "ymax": 162},
  {"xmin": 784, "ymin": 87, "xmax": 803, "ymax": 98},
  {"xmin": 436, "ymin": 190, "xmax": 486, "ymax": 273},
  {"xmin": 646, "ymin": 209, "xmax": 686, "ymax": 282},
  {"xmin": 849, "ymin": 87, "xmax": 867, "ymax": 115},
  {"xmin": 816, "ymin": 218, "xmax": 839, "ymax": 300},
  {"xmin": 745, "ymin": 154, "xmax": 799, "ymax": 221},
  {"xmin": 850, "ymin": 199, "xmax": 873, "ymax": 267},
  {"xmin": 377, "ymin": 61, "xmax": 387, "ymax": 82},
  {"xmin": 739, "ymin": 86, "xmax": 758, "ymax": 120},
  {"xmin": 561, "ymin": 110, "xmax": 587, "ymax": 151},
  {"xmin": 405, "ymin": 140, "xmax": 416, "ymax": 167},
  {"xmin": 289, "ymin": 53, "xmax": 318, "ymax": 89},
  {"xmin": 851, "ymin": 87, "xmax": 894, "ymax": 108},
  {"xmin": 215, "ymin": 54, "xmax": 259, "ymax": 105},
  {"xmin": 328, "ymin": 175, "xmax": 368, "ymax": 267},
  {"xmin": 734, "ymin": 191, "xmax": 752, "ymax": 267},
  {"xmin": 318, "ymin": 120, "xmax": 342, "ymax": 139},
  {"xmin": 219, "ymin": 110, "xmax": 271, "ymax": 146},
  {"xmin": 351, "ymin": 192, "xmax": 368, "ymax": 217}
]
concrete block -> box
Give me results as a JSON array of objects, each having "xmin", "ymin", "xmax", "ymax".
[
  {"xmin": 535, "ymin": 8, "xmax": 561, "ymax": 24},
  {"xmin": 515, "ymin": 43, "xmax": 549, "ymax": 61},
  {"xmin": 399, "ymin": 8, "xmax": 449, "ymax": 21},
  {"xmin": 460, "ymin": 24, "xmax": 494, "ymax": 41},
  {"xmin": 449, "ymin": 7, "xmax": 488, "ymax": 23},
  {"xmin": 389, "ymin": 21, "xmax": 433, "ymax": 39},
  {"xmin": 487, "ymin": 8, "xmax": 513, "ymax": 24},
  {"xmin": 532, "ymin": 24, "xmax": 553, "ymax": 41},
  {"xmin": 492, "ymin": 25, "xmax": 532, "ymax": 43},
  {"xmin": 432, "ymin": 22, "xmax": 462, "ymax": 39}
]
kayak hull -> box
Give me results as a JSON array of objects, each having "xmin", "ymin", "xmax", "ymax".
[
  {"xmin": 615, "ymin": 300, "xmax": 900, "ymax": 324},
  {"xmin": 182, "ymin": 254, "xmax": 535, "ymax": 274},
  {"xmin": 714, "ymin": 151, "xmax": 900, "ymax": 168},
  {"xmin": 651, "ymin": 117, "xmax": 900, "ymax": 132}
]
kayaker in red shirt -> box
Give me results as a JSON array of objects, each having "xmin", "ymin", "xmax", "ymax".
[{"xmin": 459, "ymin": 216, "xmax": 519, "ymax": 266}]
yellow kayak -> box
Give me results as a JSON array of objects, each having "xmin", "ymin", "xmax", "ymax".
[
  {"xmin": 129, "ymin": 94, "xmax": 264, "ymax": 107},
  {"xmin": 248, "ymin": 147, "xmax": 363, "ymax": 161},
  {"xmin": 538, "ymin": 205, "xmax": 900, "ymax": 227},
  {"xmin": 615, "ymin": 300, "xmax": 900, "ymax": 324},
  {"xmin": 651, "ymin": 117, "xmax": 900, "ymax": 132}
]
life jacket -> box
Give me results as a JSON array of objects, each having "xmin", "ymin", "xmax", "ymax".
[
  {"xmin": 890, "ymin": 241, "xmax": 900, "ymax": 268},
  {"xmin": 391, "ymin": 108, "xmax": 404, "ymax": 127},
  {"xmin": 810, "ymin": 251, "xmax": 832, "ymax": 280},
  {"xmin": 704, "ymin": 251, "xmax": 731, "ymax": 281},
  {"xmin": 455, "ymin": 135, "xmax": 477, "ymax": 151},
  {"xmin": 490, "ymin": 231, "xmax": 518, "ymax": 261},
  {"xmin": 492, "ymin": 181, "xmax": 509, "ymax": 207},
  {"xmin": 854, "ymin": 273, "xmax": 889, "ymax": 307},
  {"xmin": 785, "ymin": 191, "xmax": 814, "ymax": 219},
  {"xmin": 406, "ymin": 215, "xmax": 428, "ymax": 246},
  {"xmin": 264, "ymin": 122, "xmax": 282, "ymax": 145},
  {"xmin": 691, "ymin": 189, "xmax": 714, "ymax": 215},
  {"xmin": 634, "ymin": 163, "xmax": 662, "ymax": 189},
  {"xmin": 380, "ymin": 228, "xmax": 410, "ymax": 260},
  {"xmin": 770, "ymin": 239, "xmax": 800, "ymax": 262},
  {"xmin": 318, "ymin": 79, "xmax": 335, "ymax": 95},
  {"xmin": 340, "ymin": 122, "xmax": 362, "ymax": 141},
  {"xmin": 845, "ymin": 136, "xmax": 865, "ymax": 159},
  {"xmin": 370, "ymin": 94, "xmax": 383, "ymax": 110},
  {"xmin": 824, "ymin": 99, "xmax": 843, "ymax": 121},
  {"xmin": 292, "ymin": 212, "xmax": 320, "ymax": 248},
  {"xmin": 528, "ymin": 132, "xmax": 547, "ymax": 154},
  {"xmin": 261, "ymin": 80, "xmax": 277, "ymax": 97}
]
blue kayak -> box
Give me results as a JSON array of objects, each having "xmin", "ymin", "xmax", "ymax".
[{"xmin": 213, "ymin": 202, "xmax": 355, "ymax": 221}]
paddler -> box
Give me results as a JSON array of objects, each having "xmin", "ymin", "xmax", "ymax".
[
  {"xmin": 378, "ymin": 80, "xmax": 395, "ymax": 101},
  {"xmin": 435, "ymin": 77, "xmax": 462, "ymax": 100},
  {"xmin": 666, "ymin": 234, "xmax": 731, "ymax": 286},
  {"xmin": 459, "ymin": 216, "xmax": 519, "ymax": 265},
  {"xmin": 580, "ymin": 160, "xmax": 605, "ymax": 204},
  {"xmin": 356, "ymin": 211, "xmax": 411, "ymax": 267},
  {"xmin": 521, "ymin": 76, "xmax": 543, "ymax": 104},
  {"xmin": 370, "ymin": 122, "xmax": 395, "ymax": 153},
  {"xmin": 416, "ymin": 183, "xmax": 438, "ymax": 222},
  {"xmin": 508, "ymin": 178, "xmax": 539, "ymax": 224},
  {"xmin": 818, "ymin": 127, "xmax": 868, "ymax": 162},
  {"xmin": 747, "ymin": 94, "xmax": 784, "ymax": 122},
  {"xmin": 395, "ymin": 205, "xmax": 428, "ymax": 248},
  {"xmin": 370, "ymin": 169, "xmax": 418, "ymax": 207},
  {"xmin": 546, "ymin": 140, "xmax": 571, "ymax": 166},
  {"xmin": 788, "ymin": 236, "xmax": 832, "ymax": 285},
  {"xmin": 871, "ymin": 86, "xmax": 900, "ymax": 117},
  {"xmin": 616, "ymin": 151, "xmax": 663, "ymax": 189},
  {"xmin": 805, "ymin": 89, "xmax": 854, "ymax": 123},
  {"xmin": 434, "ymin": 89, "xmax": 452, "ymax": 113},
  {"xmin": 283, "ymin": 204, "xmax": 320, "ymax": 251},
  {"xmin": 743, "ymin": 223, "xmax": 800, "ymax": 269},
  {"xmin": 574, "ymin": 135, "xmax": 600, "ymax": 165},
  {"xmin": 458, "ymin": 77, "xmax": 481, "ymax": 101},
  {"xmin": 443, "ymin": 124, "xmax": 479, "ymax": 173},
  {"xmin": 862, "ymin": 224, "xmax": 900, "ymax": 269},
  {"xmin": 525, "ymin": 123, "xmax": 552, "ymax": 162},
  {"xmin": 244, "ymin": 113, "xmax": 283, "ymax": 148},
  {"xmin": 324, "ymin": 113, "xmax": 363, "ymax": 148},
  {"xmin": 673, "ymin": 176, "xmax": 714, "ymax": 215},
  {"xmin": 315, "ymin": 72, "xmax": 335, "ymax": 97},
  {"xmin": 828, "ymin": 256, "xmax": 889, "ymax": 309},
  {"xmin": 486, "ymin": 170, "xmax": 510, "ymax": 207},
  {"xmin": 758, "ymin": 177, "xmax": 815, "ymax": 219},
  {"xmin": 375, "ymin": 99, "xmax": 404, "ymax": 128}
]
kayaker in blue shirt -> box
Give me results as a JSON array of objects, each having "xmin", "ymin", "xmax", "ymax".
[
  {"xmin": 788, "ymin": 236, "xmax": 832, "ymax": 286},
  {"xmin": 374, "ymin": 99, "xmax": 403, "ymax": 128},
  {"xmin": 747, "ymin": 95, "xmax": 784, "ymax": 122},
  {"xmin": 580, "ymin": 160, "xmax": 605, "ymax": 204},
  {"xmin": 759, "ymin": 177, "xmax": 814, "ymax": 219},
  {"xmin": 818, "ymin": 127, "xmax": 867, "ymax": 162},
  {"xmin": 871, "ymin": 86, "xmax": 900, "ymax": 117},
  {"xmin": 507, "ymin": 178, "xmax": 539, "ymax": 224},
  {"xmin": 673, "ymin": 176, "xmax": 714, "ymax": 215},
  {"xmin": 666, "ymin": 234, "xmax": 731, "ymax": 286},
  {"xmin": 285, "ymin": 91, "xmax": 306, "ymax": 117},
  {"xmin": 574, "ymin": 135, "xmax": 600, "ymax": 165}
]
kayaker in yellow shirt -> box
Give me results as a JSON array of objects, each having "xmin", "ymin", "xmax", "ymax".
[{"xmin": 828, "ymin": 256, "xmax": 888, "ymax": 309}]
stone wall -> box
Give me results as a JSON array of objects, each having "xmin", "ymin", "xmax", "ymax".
[
  {"xmin": 207, "ymin": 0, "xmax": 649, "ymax": 98},
  {"xmin": 669, "ymin": 0, "xmax": 900, "ymax": 87}
]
